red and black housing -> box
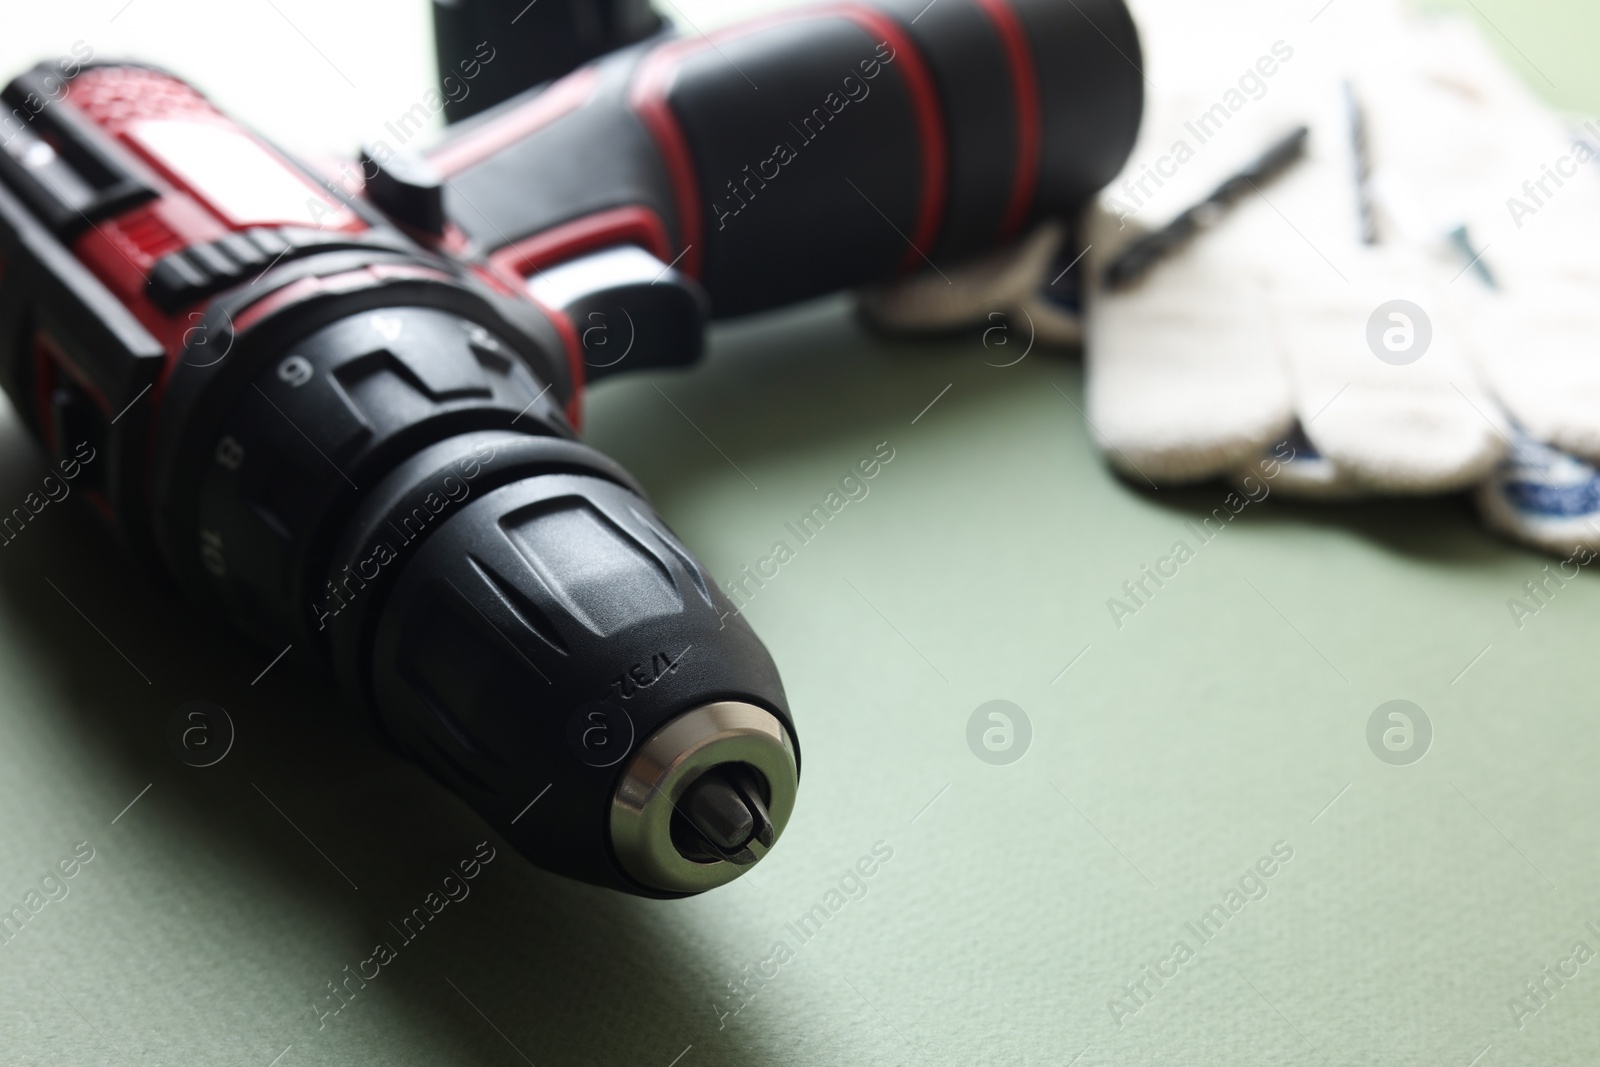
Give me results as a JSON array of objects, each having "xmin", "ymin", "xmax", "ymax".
[
  {"xmin": 0, "ymin": 0, "xmax": 1140, "ymax": 896},
  {"xmin": 433, "ymin": 0, "xmax": 1142, "ymax": 315},
  {"xmin": 0, "ymin": 60, "xmax": 787, "ymax": 896}
]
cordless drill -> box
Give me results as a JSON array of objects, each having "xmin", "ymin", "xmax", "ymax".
[{"xmin": 0, "ymin": 0, "xmax": 1141, "ymax": 897}]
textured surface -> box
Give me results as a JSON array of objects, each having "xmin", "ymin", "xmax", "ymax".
[{"xmin": 3, "ymin": 1, "xmax": 1600, "ymax": 1065}]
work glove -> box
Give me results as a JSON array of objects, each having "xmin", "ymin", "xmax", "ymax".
[{"xmin": 858, "ymin": 0, "xmax": 1600, "ymax": 556}]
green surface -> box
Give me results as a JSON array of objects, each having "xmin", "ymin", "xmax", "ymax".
[
  {"xmin": 1413, "ymin": 0, "xmax": 1600, "ymax": 116},
  {"xmin": 3, "ymin": 2, "xmax": 1600, "ymax": 1066}
]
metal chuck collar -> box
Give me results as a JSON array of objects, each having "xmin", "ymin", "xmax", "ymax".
[{"xmin": 610, "ymin": 702, "xmax": 798, "ymax": 893}]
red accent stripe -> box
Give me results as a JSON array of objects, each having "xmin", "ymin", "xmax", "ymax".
[
  {"xmin": 627, "ymin": 3, "xmax": 948, "ymax": 278},
  {"xmin": 486, "ymin": 205, "xmax": 673, "ymax": 279},
  {"xmin": 835, "ymin": 6, "xmax": 946, "ymax": 271},
  {"xmin": 430, "ymin": 68, "xmax": 602, "ymax": 177},
  {"xmin": 628, "ymin": 39, "xmax": 707, "ymax": 279},
  {"xmin": 525, "ymin": 296, "xmax": 585, "ymax": 432},
  {"xmin": 973, "ymin": 0, "xmax": 1040, "ymax": 240},
  {"xmin": 484, "ymin": 208, "xmax": 672, "ymax": 424}
]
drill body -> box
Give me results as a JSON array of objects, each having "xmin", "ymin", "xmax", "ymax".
[{"xmin": 0, "ymin": 0, "xmax": 1140, "ymax": 896}]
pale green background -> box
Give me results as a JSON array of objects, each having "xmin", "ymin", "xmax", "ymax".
[{"xmin": 1, "ymin": 1, "xmax": 1598, "ymax": 1065}]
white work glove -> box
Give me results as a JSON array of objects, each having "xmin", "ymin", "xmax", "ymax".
[
  {"xmin": 1362, "ymin": 14, "xmax": 1600, "ymax": 552},
  {"xmin": 857, "ymin": 0, "xmax": 1600, "ymax": 556},
  {"xmin": 1089, "ymin": 0, "xmax": 1511, "ymax": 496}
]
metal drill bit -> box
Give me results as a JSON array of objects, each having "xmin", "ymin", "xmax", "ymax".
[
  {"xmin": 1448, "ymin": 223, "xmax": 1497, "ymax": 288},
  {"xmin": 676, "ymin": 765, "xmax": 775, "ymax": 865},
  {"xmin": 1346, "ymin": 80, "xmax": 1379, "ymax": 246},
  {"xmin": 1101, "ymin": 125, "xmax": 1310, "ymax": 291}
]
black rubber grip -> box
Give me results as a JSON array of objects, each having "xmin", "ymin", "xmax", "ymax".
[{"xmin": 433, "ymin": 0, "xmax": 1142, "ymax": 317}]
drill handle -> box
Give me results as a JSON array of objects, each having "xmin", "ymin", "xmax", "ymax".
[{"xmin": 429, "ymin": 0, "xmax": 1142, "ymax": 332}]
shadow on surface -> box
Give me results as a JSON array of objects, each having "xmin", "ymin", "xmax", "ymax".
[
  {"xmin": 1131, "ymin": 479, "xmax": 1514, "ymax": 568},
  {"xmin": 0, "ymin": 412, "xmax": 762, "ymax": 1065},
  {"xmin": 0, "ymin": 295, "xmax": 1536, "ymax": 1065},
  {"xmin": 592, "ymin": 296, "xmax": 1532, "ymax": 574}
]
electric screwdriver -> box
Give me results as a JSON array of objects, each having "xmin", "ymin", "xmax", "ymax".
[{"xmin": 0, "ymin": 0, "xmax": 1141, "ymax": 897}]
